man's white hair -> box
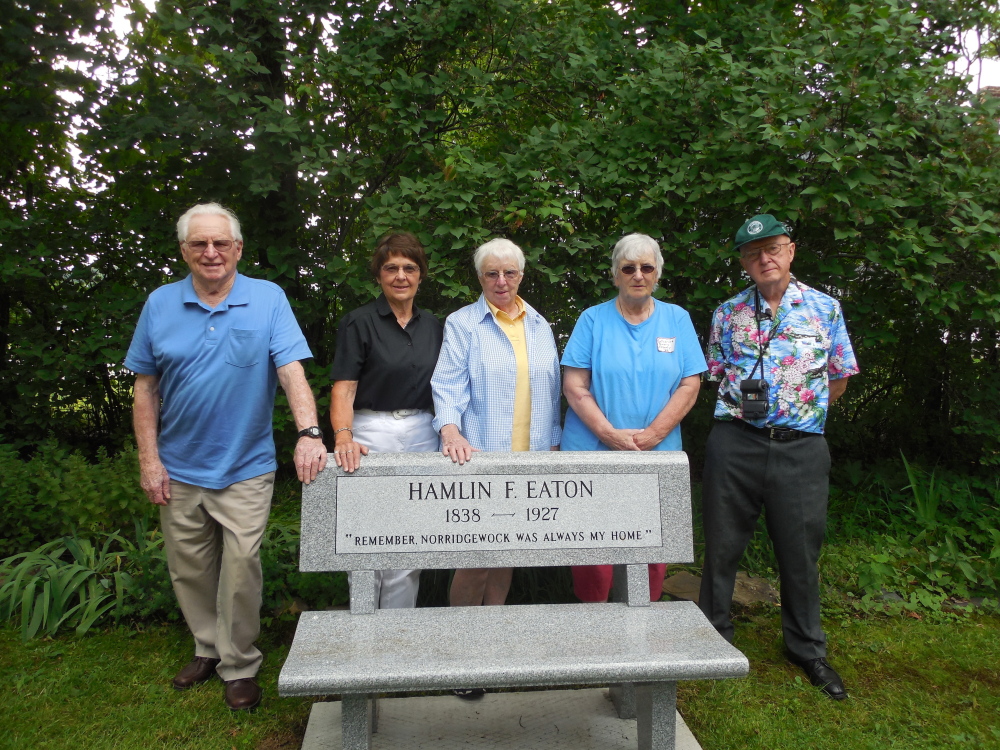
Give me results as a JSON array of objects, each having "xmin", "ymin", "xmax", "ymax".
[
  {"xmin": 473, "ymin": 238, "xmax": 525, "ymax": 274},
  {"xmin": 176, "ymin": 202, "xmax": 243, "ymax": 242}
]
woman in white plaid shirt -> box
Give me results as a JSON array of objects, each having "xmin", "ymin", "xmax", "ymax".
[{"xmin": 431, "ymin": 239, "xmax": 561, "ymax": 699}]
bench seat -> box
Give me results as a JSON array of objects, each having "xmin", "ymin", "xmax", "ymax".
[
  {"xmin": 280, "ymin": 452, "xmax": 749, "ymax": 749},
  {"xmin": 280, "ymin": 600, "xmax": 747, "ymax": 696}
]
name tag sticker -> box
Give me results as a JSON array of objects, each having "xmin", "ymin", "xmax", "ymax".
[{"xmin": 656, "ymin": 337, "xmax": 676, "ymax": 353}]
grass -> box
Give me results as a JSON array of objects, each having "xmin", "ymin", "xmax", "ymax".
[
  {"xmin": 0, "ymin": 620, "xmax": 313, "ymax": 750},
  {"xmin": 1, "ymin": 607, "xmax": 998, "ymax": 749},
  {"xmin": 680, "ymin": 606, "xmax": 1000, "ymax": 749}
]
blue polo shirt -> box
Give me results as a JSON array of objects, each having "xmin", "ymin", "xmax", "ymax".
[
  {"xmin": 125, "ymin": 273, "xmax": 313, "ymax": 489},
  {"xmin": 560, "ymin": 298, "xmax": 707, "ymax": 451}
]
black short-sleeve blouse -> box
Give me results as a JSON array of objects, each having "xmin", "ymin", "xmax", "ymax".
[{"xmin": 330, "ymin": 295, "xmax": 443, "ymax": 411}]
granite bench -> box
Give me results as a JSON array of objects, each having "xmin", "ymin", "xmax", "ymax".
[{"xmin": 278, "ymin": 451, "xmax": 749, "ymax": 750}]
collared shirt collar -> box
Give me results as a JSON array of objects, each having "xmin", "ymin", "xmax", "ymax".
[
  {"xmin": 780, "ymin": 276, "xmax": 805, "ymax": 307},
  {"xmin": 485, "ymin": 295, "xmax": 526, "ymax": 322},
  {"xmin": 181, "ymin": 272, "xmax": 249, "ymax": 310},
  {"xmin": 375, "ymin": 293, "xmax": 422, "ymax": 321},
  {"xmin": 751, "ymin": 275, "xmax": 804, "ymax": 314}
]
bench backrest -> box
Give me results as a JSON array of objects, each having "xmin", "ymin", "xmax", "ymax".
[{"xmin": 300, "ymin": 451, "xmax": 693, "ymax": 573}]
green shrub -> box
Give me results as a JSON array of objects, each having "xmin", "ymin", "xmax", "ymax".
[
  {"xmin": 0, "ymin": 442, "xmax": 154, "ymax": 558},
  {"xmin": 851, "ymin": 458, "xmax": 1000, "ymax": 613},
  {"xmin": 260, "ymin": 519, "xmax": 349, "ymax": 621},
  {"xmin": 110, "ymin": 520, "xmax": 179, "ymax": 623}
]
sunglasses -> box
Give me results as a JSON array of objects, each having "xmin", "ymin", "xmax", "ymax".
[{"xmin": 618, "ymin": 264, "xmax": 657, "ymax": 276}]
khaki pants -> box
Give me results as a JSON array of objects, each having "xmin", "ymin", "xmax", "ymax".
[{"xmin": 160, "ymin": 472, "xmax": 274, "ymax": 681}]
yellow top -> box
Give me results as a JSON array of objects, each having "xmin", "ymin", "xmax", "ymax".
[{"xmin": 487, "ymin": 296, "xmax": 531, "ymax": 451}]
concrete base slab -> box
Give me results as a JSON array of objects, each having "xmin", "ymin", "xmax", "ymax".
[{"xmin": 301, "ymin": 688, "xmax": 702, "ymax": 750}]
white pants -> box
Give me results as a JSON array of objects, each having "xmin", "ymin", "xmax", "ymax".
[{"xmin": 350, "ymin": 409, "xmax": 438, "ymax": 609}]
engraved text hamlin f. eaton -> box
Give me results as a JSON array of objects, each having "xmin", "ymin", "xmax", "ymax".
[{"xmin": 408, "ymin": 479, "xmax": 594, "ymax": 501}]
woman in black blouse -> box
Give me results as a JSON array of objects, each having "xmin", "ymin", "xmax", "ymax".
[{"xmin": 329, "ymin": 232, "xmax": 443, "ymax": 609}]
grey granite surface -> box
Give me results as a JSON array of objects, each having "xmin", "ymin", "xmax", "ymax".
[
  {"xmin": 278, "ymin": 600, "xmax": 748, "ymax": 697},
  {"xmin": 301, "ymin": 690, "xmax": 706, "ymax": 750},
  {"xmin": 300, "ymin": 451, "xmax": 694, "ymax": 572},
  {"xmin": 614, "ymin": 564, "xmax": 652, "ymax": 607},
  {"xmin": 637, "ymin": 683, "xmax": 677, "ymax": 750}
]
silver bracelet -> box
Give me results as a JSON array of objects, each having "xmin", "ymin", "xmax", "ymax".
[{"xmin": 334, "ymin": 427, "xmax": 353, "ymax": 436}]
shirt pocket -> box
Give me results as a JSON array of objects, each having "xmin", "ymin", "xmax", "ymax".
[
  {"xmin": 785, "ymin": 329, "xmax": 827, "ymax": 353},
  {"xmin": 225, "ymin": 328, "xmax": 262, "ymax": 368}
]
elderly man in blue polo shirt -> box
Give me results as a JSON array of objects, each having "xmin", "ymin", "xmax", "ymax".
[
  {"xmin": 699, "ymin": 214, "xmax": 859, "ymax": 700},
  {"xmin": 125, "ymin": 203, "xmax": 327, "ymax": 711}
]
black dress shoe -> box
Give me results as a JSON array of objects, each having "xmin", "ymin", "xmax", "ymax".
[
  {"xmin": 172, "ymin": 656, "xmax": 221, "ymax": 690},
  {"xmin": 789, "ymin": 655, "xmax": 847, "ymax": 700},
  {"xmin": 225, "ymin": 678, "xmax": 262, "ymax": 711}
]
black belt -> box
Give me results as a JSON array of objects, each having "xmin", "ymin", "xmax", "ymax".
[{"xmin": 727, "ymin": 419, "xmax": 814, "ymax": 442}]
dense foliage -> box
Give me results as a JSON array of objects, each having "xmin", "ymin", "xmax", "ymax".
[
  {"xmin": 0, "ymin": 443, "xmax": 151, "ymax": 558},
  {"xmin": 2, "ymin": 447, "xmax": 996, "ymax": 639},
  {"xmin": 0, "ymin": 519, "xmax": 349, "ymax": 640},
  {"xmin": 1, "ymin": 0, "xmax": 999, "ymax": 474}
]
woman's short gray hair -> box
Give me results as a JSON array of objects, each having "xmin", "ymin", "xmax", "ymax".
[
  {"xmin": 610, "ymin": 233, "xmax": 663, "ymax": 279},
  {"xmin": 473, "ymin": 238, "xmax": 526, "ymax": 275},
  {"xmin": 176, "ymin": 203, "xmax": 243, "ymax": 242}
]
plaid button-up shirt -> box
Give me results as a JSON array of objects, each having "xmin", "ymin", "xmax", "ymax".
[{"xmin": 432, "ymin": 294, "xmax": 562, "ymax": 451}]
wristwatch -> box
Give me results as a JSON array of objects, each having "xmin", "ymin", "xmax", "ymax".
[{"xmin": 297, "ymin": 426, "xmax": 324, "ymax": 439}]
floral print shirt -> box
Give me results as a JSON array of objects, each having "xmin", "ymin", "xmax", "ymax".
[{"xmin": 706, "ymin": 277, "xmax": 859, "ymax": 434}]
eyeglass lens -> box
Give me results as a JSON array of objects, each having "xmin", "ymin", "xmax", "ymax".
[
  {"xmin": 619, "ymin": 264, "xmax": 656, "ymax": 275},
  {"xmin": 742, "ymin": 242, "xmax": 788, "ymax": 260},
  {"xmin": 187, "ymin": 240, "xmax": 234, "ymax": 251},
  {"xmin": 382, "ymin": 264, "xmax": 420, "ymax": 275},
  {"xmin": 484, "ymin": 270, "xmax": 520, "ymax": 281}
]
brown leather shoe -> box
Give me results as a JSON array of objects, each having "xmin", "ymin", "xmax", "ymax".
[
  {"xmin": 172, "ymin": 656, "xmax": 221, "ymax": 690},
  {"xmin": 225, "ymin": 678, "xmax": 262, "ymax": 711}
]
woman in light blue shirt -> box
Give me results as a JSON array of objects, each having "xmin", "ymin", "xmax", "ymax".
[
  {"xmin": 562, "ymin": 233, "xmax": 707, "ymax": 603},
  {"xmin": 431, "ymin": 239, "xmax": 561, "ymax": 698}
]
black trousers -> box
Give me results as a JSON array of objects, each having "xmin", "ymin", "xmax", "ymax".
[{"xmin": 698, "ymin": 420, "xmax": 831, "ymax": 660}]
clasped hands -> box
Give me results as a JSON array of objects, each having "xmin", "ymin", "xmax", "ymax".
[{"xmin": 603, "ymin": 427, "xmax": 662, "ymax": 452}]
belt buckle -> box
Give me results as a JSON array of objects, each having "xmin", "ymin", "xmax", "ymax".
[
  {"xmin": 392, "ymin": 409, "xmax": 415, "ymax": 420},
  {"xmin": 768, "ymin": 427, "xmax": 787, "ymax": 441}
]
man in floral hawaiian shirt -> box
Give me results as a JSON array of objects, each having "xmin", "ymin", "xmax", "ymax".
[{"xmin": 698, "ymin": 213, "xmax": 859, "ymax": 700}]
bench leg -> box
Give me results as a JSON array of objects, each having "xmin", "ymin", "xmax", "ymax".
[
  {"xmin": 610, "ymin": 682, "xmax": 636, "ymax": 719},
  {"xmin": 636, "ymin": 682, "xmax": 677, "ymax": 750},
  {"xmin": 341, "ymin": 694, "xmax": 373, "ymax": 750}
]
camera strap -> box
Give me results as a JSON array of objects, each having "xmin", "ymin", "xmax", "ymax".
[{"xmin": 748, "ymin": 287, "xmax": 770, "ymax": 381}]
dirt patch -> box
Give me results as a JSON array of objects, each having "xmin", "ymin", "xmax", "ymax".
[
  {"xmin": 257, "ymin": 728, "xmax": 304, "ymax": 750},
  {"xmin": 662, "ymin": 570, "xmax": 779, "ymax": 606}
]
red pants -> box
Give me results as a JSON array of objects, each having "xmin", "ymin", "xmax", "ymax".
[{"xmin": 572, "ymin": 564, "xmax": 667, "ymax": 603}]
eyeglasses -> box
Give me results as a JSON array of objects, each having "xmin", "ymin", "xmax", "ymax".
[
  {"xmin": 482, "ymin": 270, "xmax": 521, "ymax": 282},
  {"xmin": 740, "ymin": 242, "xmax": 791, "ymax": 262},
  {"xmin": 185, "ymin": 239, "xmax": 235, "ymax": 252},
  {"xmin": 618, "ymin": 264, "xmax": 657, "ymax": 276},
  {"xmin": 382, "ymin": 263, "xmax": 420, "ymax": 276}
]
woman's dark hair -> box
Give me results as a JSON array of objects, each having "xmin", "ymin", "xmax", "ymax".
[{"xmin": 369, "ymin": 232, "xmax": 429, "ymax": 281}]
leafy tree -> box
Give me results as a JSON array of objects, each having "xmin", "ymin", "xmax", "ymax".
[
  {"xmin": 2, "ymin": 0, "xmax": 1000, "ymax": 473},
  {"xmin": 0, "ymin": 0, "xmax": 120, "ymax": 451}
]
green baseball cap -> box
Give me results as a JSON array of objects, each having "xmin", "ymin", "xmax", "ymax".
[{"xmin": 734, "ymin": 214, "xmax": 792, "ymax": 250}]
